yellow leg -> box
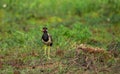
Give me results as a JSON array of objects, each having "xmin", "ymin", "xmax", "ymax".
[
  {"xmin": 44, "ymin": 45, "xmax": 47, "ymax": 55},
  {"xmin": 48, "ymin": 46, "xmax": 51, "ymax": 59}
]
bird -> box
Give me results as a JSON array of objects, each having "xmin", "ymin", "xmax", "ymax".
[{"xmin": 42, "ymin": 27, "xmax": 53, "ymax": 59}]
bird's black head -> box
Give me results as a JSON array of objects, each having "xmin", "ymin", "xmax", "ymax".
[{"xmin": 42, "ymin": 27, "xmax": 48, "ymax": 33}]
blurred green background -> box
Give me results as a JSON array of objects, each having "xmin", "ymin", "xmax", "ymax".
[{"xmin": 0, "ymin": 0, "xmax": 120, "ymax": 49}]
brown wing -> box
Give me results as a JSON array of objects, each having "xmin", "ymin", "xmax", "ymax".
[{"xmin": 48, "ymin": 34, "xmax": 53, "ymax": 46}]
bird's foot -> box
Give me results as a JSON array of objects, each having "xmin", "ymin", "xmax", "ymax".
[
  {"xmin": 48, "ymin": 57, "xmax": 51, "ymax": 59},
  {"xmin": 44, "ymin": 54, "xmax": 46, "ymax": 56}
]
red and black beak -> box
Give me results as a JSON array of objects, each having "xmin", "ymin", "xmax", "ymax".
[{"xmin": 42, "ymin": 27, "xmax": 48, "ymax": 32}]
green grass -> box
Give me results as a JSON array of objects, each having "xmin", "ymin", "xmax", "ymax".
[{"xmin": 0, "ymin": 22, "xmax": 119, "ymax": 74}]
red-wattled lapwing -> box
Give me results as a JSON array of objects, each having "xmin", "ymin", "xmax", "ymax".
[{"xmin": 42, "ymin": 27, "xmax": 53, "ymax": 59}]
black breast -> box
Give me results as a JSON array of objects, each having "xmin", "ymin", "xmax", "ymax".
[{"xmin": 42, "ymin": 33, "xmax": 49, "ymax": 42}]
